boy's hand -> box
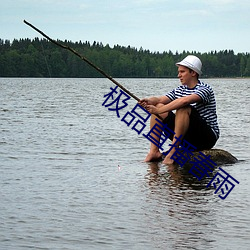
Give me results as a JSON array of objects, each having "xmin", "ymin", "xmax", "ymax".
[{"xmin": 145, "ymin": 105, "xmax": 159, "ymax": 114}]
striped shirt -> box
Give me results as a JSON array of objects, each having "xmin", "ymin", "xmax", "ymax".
[{"xmin": 166, "ymin": 80, "xmax": 220, "ymax": 139}]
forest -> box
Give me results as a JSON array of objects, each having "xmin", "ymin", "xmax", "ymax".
[{"xmin": 0, "ymin": 38, "xmax": 250, "ymax": 78}]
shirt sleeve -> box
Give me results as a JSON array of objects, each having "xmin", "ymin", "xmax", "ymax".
[
  {"xmin": 166, "ymin": 88, "xmax": 177, "ymax": 101},
  {"xmin": 195, "ymin": 86, "xmax": 212, "ymax": 104}
]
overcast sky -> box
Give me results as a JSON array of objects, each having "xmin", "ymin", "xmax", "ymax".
[{"xmin": 1, "ymin": 0, "xmax": 250, "ymax": 53}]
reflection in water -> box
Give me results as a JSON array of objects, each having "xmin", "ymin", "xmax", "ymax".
[
  {"xmin": 146, "ymin": 161, "xmax": 217, "ymax": 193},
  {"xmin": 143, "ymin": 162, "xmax": 218, "ymax": 249}
]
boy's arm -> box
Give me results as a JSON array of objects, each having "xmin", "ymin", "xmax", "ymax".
[
  {"xmin": 139, "ymin": 95, "xmax": 171, "ymax": 106},
  {"xmin": 146, "ymin": 94, "xmax": 201, "ymax": 114}
]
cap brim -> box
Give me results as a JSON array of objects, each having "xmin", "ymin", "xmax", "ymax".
[{"xmin": 176, "ymin": 62, "xmax": 202, "ymax": 75}]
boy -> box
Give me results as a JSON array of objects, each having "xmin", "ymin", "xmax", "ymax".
[{"xmin": 139, "ymin": 55, "xmax": 219, "ymax": 164}]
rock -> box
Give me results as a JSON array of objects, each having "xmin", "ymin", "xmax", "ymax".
[
  {"xmin": 163, "ymin": 148, "xmax": 238, "ymax": 167},
  {"xmin": 194, "ymin": 148, "xmax": 238, "ymax": 165}
]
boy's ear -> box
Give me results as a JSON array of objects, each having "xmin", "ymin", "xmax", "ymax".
[{"xmin": 191, "ymin": 70, "xmax": 198, "ymax": 78}]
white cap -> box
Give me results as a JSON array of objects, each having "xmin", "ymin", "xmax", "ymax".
[{"xmin": 176, "ymin": 55, "xmax": 202, "ymax": 75}]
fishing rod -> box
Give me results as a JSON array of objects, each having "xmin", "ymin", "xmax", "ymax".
[
  {"xmin": 23, "ymin": 20, "xmax": 140, "ymax": 102},
  {"xmin": 23, "ymin": 20, "xmax": 163, "ymax": 121}
]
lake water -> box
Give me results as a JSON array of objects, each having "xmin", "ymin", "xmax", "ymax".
[{"xmin": 1, "ymin": 78, "xmax": 250, "ymax": 250}]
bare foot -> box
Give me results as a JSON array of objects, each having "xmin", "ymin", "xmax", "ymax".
[
  {"xmin": 162, "ymin": 155, "xmax": 175, "ymax": 165},
  {"xmin": 144, "ymin": 151, "xmax": 162, "ymax": 162}
]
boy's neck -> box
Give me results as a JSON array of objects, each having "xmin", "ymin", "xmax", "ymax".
[{"xmin": 186, "ymin": 79, "xmax": 199, "ymax": 89}]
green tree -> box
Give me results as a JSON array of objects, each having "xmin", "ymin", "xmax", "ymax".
[{"xmin": 244, "ymin": 56, "xmax": 250, "ymax": 76}]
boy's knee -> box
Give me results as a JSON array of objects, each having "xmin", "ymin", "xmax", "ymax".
[
  {"xmin": 155, "ymin": 103, "xmax": 164, "ymax": 108},
  {"xmin": 176, "ymin": 105, "xmax": 192, "ymax": 116}
]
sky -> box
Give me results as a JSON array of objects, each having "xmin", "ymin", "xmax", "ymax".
[{"xmin": 1, "ymin": 0, "xmax": 250, "ymax": 53}]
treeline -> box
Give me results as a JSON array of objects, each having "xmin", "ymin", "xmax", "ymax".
[{"xmin": 0, "ymin": 38, "xmax": 250, "ymax": 78}]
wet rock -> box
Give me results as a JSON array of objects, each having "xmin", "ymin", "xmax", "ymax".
[
  {"xmin": 191, "ymin": 148, "xmax": 238, "ymax": 165},
  {"xmin": 163, "ymin": 148, "xmax": 238, "ymax": 166}
]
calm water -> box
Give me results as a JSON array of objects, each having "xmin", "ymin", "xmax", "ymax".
[{"xmin": 1, "ymin": 78, "xmax": 250, "ymax": 250}]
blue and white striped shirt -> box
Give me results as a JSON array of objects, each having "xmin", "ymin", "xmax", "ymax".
[{"xmin": 166, "ymin": 80, "xmax": 220, "ymax": 139}]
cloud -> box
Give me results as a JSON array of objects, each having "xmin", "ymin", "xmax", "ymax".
[
  {"xmin": 195, "ymin": 0, "xmax": 250, "ymax": 10},
  {"xmin": 79, "ymin": 3, "xmax": 89, "ymax": 10},
  {"xmin": 134, "ymin": 0, "xmax": 168, "ymax": 5},
  {"xmin": 206, "ymin": 0, "xmax": 237, "ymax": 4},
  {"xmin": 1, "ymin": 0, "xmax": 250, "ymax": 53}
]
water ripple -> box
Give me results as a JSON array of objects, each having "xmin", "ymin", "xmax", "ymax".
[{"xmin": 0, "ymin": 78, "xmax": 250, "ymax": 250}]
